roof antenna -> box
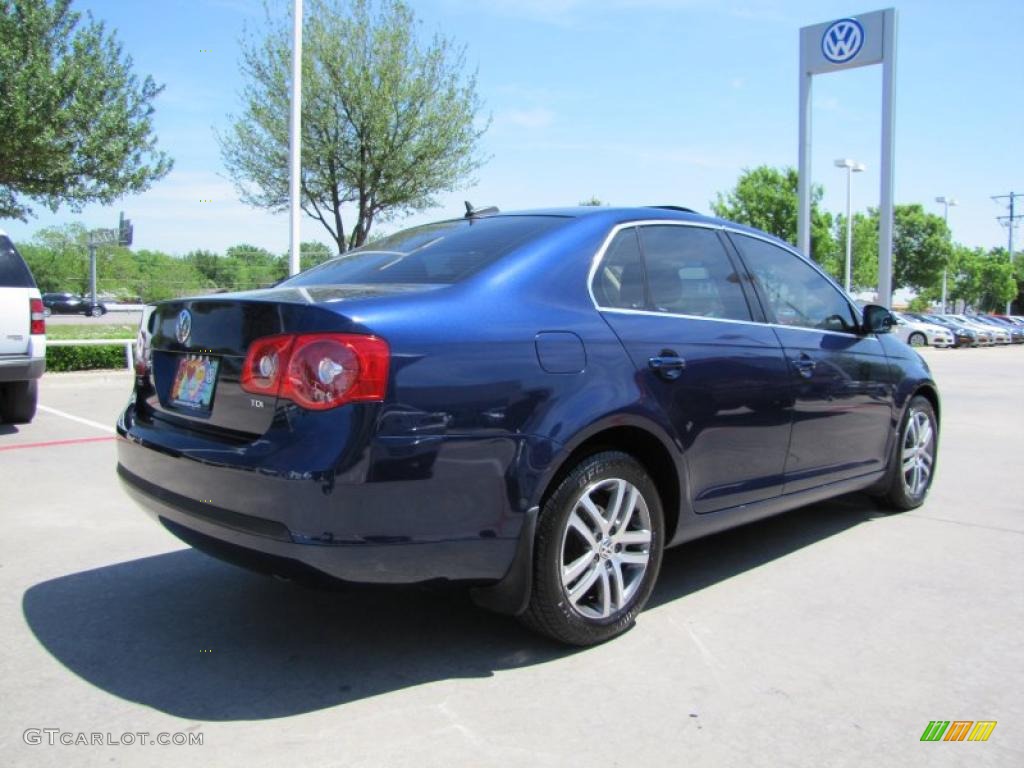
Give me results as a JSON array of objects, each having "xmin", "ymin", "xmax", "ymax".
[{"xmin": 464, "ymin": 201, "xmax": 500, "ymax": 219}]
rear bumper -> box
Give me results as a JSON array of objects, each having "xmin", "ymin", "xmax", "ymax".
[
  {"xmin": 0, "ymin": 355, "xmax": 44, "ymax": 382},
  {"xmin": 116, "ymin": 401, "xmax": 539, "ymax": 590}
]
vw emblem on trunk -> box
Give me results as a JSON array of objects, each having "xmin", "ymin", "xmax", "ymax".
[
  {"xmin": 176, "ymin": 309, "xmax": 192, "ymax": 345},
  {"xmin": 821, "ymin": 18, "xmax": 864, "ymax": 64}
]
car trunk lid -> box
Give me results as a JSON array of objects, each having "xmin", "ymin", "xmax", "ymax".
[{"xmin": 142, "ymin": 286, "xmax": 431, "ymax": 436}]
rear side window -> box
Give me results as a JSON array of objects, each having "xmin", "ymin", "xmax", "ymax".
[
  {"xmin": 0, "ymin": 236, "xmax": 36, "ymax": 288},
  {"xmin": 593, "ymin": 228, "xmax": 645, "ymax": 309},
  {"xmin": 732, "ymin": 234, "xmax": 857, "ymax": 333},
  {"xmin": 638, "ymin": 226, "xmax": 752, "ymax": 321},
  {"xmin": 282, "ymin": 216, "xmax": 568, "ymax": 286}
]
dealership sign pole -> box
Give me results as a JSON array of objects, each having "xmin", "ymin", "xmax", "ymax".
[{"xmin": 798, "ymin": 9, "xmax": 897, "ymax": 306}]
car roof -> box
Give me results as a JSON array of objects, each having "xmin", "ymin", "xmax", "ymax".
[{"xmin": 490, "ymin": 206, "xmax": 798, "ymax": 250}]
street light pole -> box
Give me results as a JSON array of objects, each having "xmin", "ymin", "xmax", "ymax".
[
  {"xmin": 935, "ymin": 196, "xmax": 957, "ymax": 314},
  {"xmin": 835, "ymin": 159, "xmax": 865, "ymax": 293},
  {"xmin": 288, "ymin": 0, "xmax": 303, "ymax": 276}
]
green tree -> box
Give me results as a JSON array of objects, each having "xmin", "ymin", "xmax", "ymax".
[
  {"xmin": 846, "ymin": 204, "xmax": 953, "ymax": 300},
  {"xmin": 220, "ymin": 0, "xmax": 487, "ymax": 253},
  {"xmin": 0, "ymin": 0, "xmax": 172, "ymax": 221},
  {"xmin": 20, "ymin": 222, "xmax": 142, "ymax": 297},
  {"xmin": 945, "ymin": 244, "xmax": 983, "ymax": 310},
  {"xmin": 841, "ymin": 211, "xmax": 882, "ymax": 291},
  {"xmin": 975, "ymin": 248, "xmax": 1017, "ymax": 312},
  {"xmin": 184, "ymin": 249, "xmax": 222, "ymax": 284},
  {"xmin": 20, "ymin": 223, "xmax": 90, "ymax": 293},
  {"xmin": 298, "ymin": 240, "xmax": 334, "ymax": 270},
  {"xmin": 579, "ymin": 196, "xmax": 605, "ymax": 207},
  {"xmin": 711, "ymin": 166, "xmax": 838, "ymax": 275},
  {"xmin": 133, "ymin": 250, "xmax": 210, "ymax": 302}
]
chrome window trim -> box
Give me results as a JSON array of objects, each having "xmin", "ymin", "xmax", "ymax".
[{"xmin": 586, "ymin": 218, "xmax": 871, "ymax": 339}]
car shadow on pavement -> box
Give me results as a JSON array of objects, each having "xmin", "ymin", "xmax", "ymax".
[{"xmin": 22, "ymin": 493, "xmax": 880, "ymax": 721}]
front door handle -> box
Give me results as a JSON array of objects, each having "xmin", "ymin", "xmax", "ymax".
[
  {"xmin": 649, "ymin": 354, "xmax": 686, "ymax": 381},
  {"xmin": 791, "ymin": 354, "xmax": 816, "ymax": 379}
]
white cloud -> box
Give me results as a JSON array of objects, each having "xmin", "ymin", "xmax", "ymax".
[{"xmin": 495, "ymin": 107, "xmax": 556, "ymax": 130}]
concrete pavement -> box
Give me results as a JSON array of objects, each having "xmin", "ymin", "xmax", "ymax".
[{"xmin": 0, "ymin": 348, "xmax": 1021, "ymax": 767}]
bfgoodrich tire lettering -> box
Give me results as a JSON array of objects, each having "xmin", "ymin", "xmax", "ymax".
[{"xmin": 521, "ymin": 451, "xmax": 664, "ymax": 646}]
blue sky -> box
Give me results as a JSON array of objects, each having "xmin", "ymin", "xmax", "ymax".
[{"xmin": 4, "ymin": 0, "xmax": 1022, "ymax": 255}]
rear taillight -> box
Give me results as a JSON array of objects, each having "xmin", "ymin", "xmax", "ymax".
[
  {"xmin": 30, "ymin": 298, "xmax": 45, "ymax": 335},
  {"xmin": 134, "ymin": 327, "xmax": 152, "ymax": 376},
  {"xmin": 240, "ymin": 334, "xmax": 295, "ymax": 396},
  {"xmin": 240, "ymin": 333, "xmax": 389, "ymax": 410}
]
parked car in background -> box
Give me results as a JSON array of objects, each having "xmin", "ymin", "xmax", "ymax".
[
  {"xmin": 981, "ymin": 315, "xmax": 1024, "ymax": 344},
  {"xmin": 890, "ymin": 311, "xmax": 954, "ymax": 348},
  {"xmin": 909, "ymin": 313, "xmax": 978, "ymax": 348},
  {"xmin": 0, "ymin": 230, "xmax": 45, "ymax": 423},
  {"xmin": 930, "ymin": 315, "xmax": 991, "ymax": 346},
  {"xmin": 42, "ymin": 292, "xmax": 107, "ymax": 317},
  {"xmin": 948, "ymin": 314, "xmax": 1011, "ymax": 345},
  {"xmin": 117, "ymin": 206, "xmax": 941, "ymax": 646}
]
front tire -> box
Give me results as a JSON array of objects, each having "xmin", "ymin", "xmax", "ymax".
[
  {"xmin": 908, "ymin": 332, "xmax": 927, "ymax": 347},
  {"xmin": 874, "ymin": 395, "xmax": 938, "ymax": 511},
  {"xmin": 0, "ymin": 379, "xmax": 39, "ymax": 424},
  {"xmin": 520, "ymin": 451, "xmax": 664, "ymax": 646}
]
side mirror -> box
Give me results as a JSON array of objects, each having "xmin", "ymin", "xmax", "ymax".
[{"xmin": 863, "ymin": 304, "xmax": 895, "ymax": 334}]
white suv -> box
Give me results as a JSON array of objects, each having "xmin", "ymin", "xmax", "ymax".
[{"xmin": 0, "ymin": 230, "xmax": 45, "ymax": 422}]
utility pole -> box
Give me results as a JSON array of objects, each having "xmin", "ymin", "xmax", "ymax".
[{"xmin": 993, "ymin": 192, "xmax": 1022, "ymax": 314}]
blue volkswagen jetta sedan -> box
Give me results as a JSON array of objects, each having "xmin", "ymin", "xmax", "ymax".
[{"xmin": 117, "ymin": 206, "xmax": 939, "ymax": 645}]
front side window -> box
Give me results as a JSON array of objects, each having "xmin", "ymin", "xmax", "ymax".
[
  {"xmin": 638, "ymin": 225, "xmax": 752, "ymax": 321},
  {"xmin": 732, "ymin": 234, "xmax": 857, "ymax": 333}
]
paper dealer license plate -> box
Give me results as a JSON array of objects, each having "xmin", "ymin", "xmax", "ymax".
[{"xmin": 170, "ymin": 355, "xmax": 219, "ymax": 411}]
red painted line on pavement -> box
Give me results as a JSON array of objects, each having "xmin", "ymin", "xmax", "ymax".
[{"xmin": 0, "ymin": 436, "xmax": 116, "ymax": 452}]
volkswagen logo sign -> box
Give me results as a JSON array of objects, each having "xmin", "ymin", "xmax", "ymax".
[
  {"xmin": 175, "ymin": 309, "xmax": 192, "ymax": 345},
  {"xmin": 821, "ymin": 18, "xmax": 864, "ymax": 64}
]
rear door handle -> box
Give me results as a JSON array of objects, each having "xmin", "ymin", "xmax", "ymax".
[
  {"xmin": 791, "ymin": 354, "xmax": 816, "ymax": 379},
  {"xmin": 649, "ymin": 354, "xmax": 686, "ymax": 381}
]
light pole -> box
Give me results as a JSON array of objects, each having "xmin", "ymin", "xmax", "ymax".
[
  {"xmin": 288, "ymin": 0, "xmax": 303, "ymax": 276},
  {"xmin": 935, "ymin": 196, "xmax": 958, "ymax": 313},
  {"xmin": 835, "ymin": 159, "xmax": 865, "ymax": 293}
]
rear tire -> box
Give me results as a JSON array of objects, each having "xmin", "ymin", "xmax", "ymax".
[
  {"xmin": 873, "ymin": 395, "xmax": 937, "ymax": 512},
  {"xmin": 0, "ymin": 379, "xmax": 39, "ymax": 424},
  {"xmin": 520, "ymin": 451, "xmax": 664, "ymax": 646}
]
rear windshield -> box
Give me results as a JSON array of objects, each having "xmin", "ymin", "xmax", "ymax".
[
  {"xmin": 282, "ymin": 216, "xmax": 568, "ymax": 286},
  {"xmin": 0, "ymin": 235, "xmax": 36, "ymax": 288}
]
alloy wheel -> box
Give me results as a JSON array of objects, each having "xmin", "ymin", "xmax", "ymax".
[
  {"xmin": 901, "ymin": 409, "xmax": 935, "ymax": 497},
  {"xmin": 559, "ymin": 478, "xmax": 652, "ymax": 620}
]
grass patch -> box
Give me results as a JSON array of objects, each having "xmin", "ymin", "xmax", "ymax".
[{"xmin": 46, "ymin": 324, "xmax": 136, "ymax": 340}]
